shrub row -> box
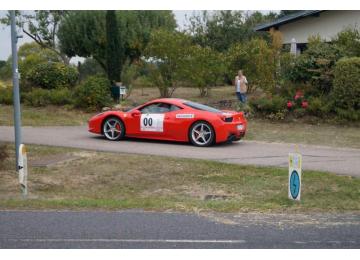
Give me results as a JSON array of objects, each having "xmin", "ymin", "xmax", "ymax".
[{"xmin": 0, "ymin": 76, "xmax": 113, "ymax": 112}]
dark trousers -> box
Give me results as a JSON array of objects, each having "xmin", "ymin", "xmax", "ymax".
[{"xmin": 236, "ymin": 92, "xmax": 247, "ymax": 103}]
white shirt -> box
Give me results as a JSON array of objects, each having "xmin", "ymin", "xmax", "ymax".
[{"xmin": 235, "ymin": 76, "xmax": 248, "ymax": 93}]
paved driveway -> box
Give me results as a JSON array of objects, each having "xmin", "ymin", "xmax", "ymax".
[{"xmin": 1, "ymin": 126, "xmax": 359, "ymax": 176}]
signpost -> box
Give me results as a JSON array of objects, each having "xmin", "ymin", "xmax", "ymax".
[
  {"xmin": 288, "ymin": 153, "xmax": 302, "ymax": 201},
  {"xmin": 10, "ymin": 10, "xmax": 27, "ymax": 197},
  {"xmin": 10, "ymin": 10, "xmax": 23, "ymax": 170},
  {"xmin": 18, "ymin": 144, "xmax": 28, "ymax": 197}
]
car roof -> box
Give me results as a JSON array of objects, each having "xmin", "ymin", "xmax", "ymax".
[{"xmin": 150, "ymin": 98, "xmax": 188, "ymax": 107}]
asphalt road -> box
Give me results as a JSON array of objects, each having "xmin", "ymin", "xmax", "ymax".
[
  {"xmin": 0, "ymin": 126, "xmax": 359, "ymax": 176},
  {"xmin": 1, "ymin": 210, "xmax": 359, "ymax": 249}
]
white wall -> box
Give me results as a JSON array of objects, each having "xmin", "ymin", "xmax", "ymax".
[{"xmin": 278, "ymin": 11, "xmax": 360, "ymax": 44}]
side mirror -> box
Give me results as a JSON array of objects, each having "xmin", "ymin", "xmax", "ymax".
[{"xmin": 131, "ymin": 110, "xmax": 141, "ymax": 117}]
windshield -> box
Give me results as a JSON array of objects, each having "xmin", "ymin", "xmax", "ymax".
[{"xmin": 183, "ymin": 101, "xmax": 222, "ymax": 113}]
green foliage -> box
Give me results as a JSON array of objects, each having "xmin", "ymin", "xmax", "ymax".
[
  {"xmin": 58, "ymin": 10, "xmax": 176, "ymax": 78},
  {"xmin": 186, "ymin": 11, "xmax": 275, "ymax": 52},
  {"xmin": 23, "ymin": 88, "xmax": 73, "ymax": 107},
  {"xmin": 118, "ymin": 11, "xmax": 176, "ymax": 62},
  {"xmin": 186, "ymin": 46, "xmax": 226, "ymax": 97},
  {"xmin": 18, "ymin": 43, "xmax": 61, "ymax": 87},
  {"xmin": 334, "ymin": 27, "xmax": 360, "ymax": 57},
  {"xmin": 0, "ymin": 86, "xmax": 13, "ymax": 105},
  {"xmin": 227, "ymin": 38, "xmax": 275, "ymax": 92},
  {"xmin": 332, "ymin": 57, "xmax": 360, "ymax": 120},
  {"xmin": 78, "ymin": 58, "xmax": 106, "ymax": 82},
  {"xmin": 26, "ymin": 62, "xmax": 78, "ymax": 89},
  {"xmin": 0, "ymin": 62, "xmax": 12, "ymax": 80},
  {"xmin": 58, "ymin": 11, "xmax": 107, "ymax": 69},
  {"xmin": 73, "ymin": 76, "xmax": 113, "ymax": 111},
  {"xmin": 106, "ymin": 11, "xmax": 123, "ymax": 82},
  {"xmin": 285, "ymin": 36, "xmax": 343, "ymax": 95},
  {"xmin": 0, "ymin": 61, "xmax": 6, "ymax": 69},
  {"xmin": 249, "ymin": 96, "xmax": 287, "ymax": 120},
  {"xmin": 307, "ymin": 97, "xmax": 328, "ymax": 117},
  {"xmin": 145, "ymin": 29, "xmax": 192, "ymax": 97},
  {"xmin": 121, "ymin": 61, "xmax": 140, "ymax": 99}
]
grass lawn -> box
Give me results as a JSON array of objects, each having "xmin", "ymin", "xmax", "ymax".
[
  {"xmin": 1, "ymin": 143, "xmax": 359, "ymax": 212},
  {"xmin": 0, "ymin": 105, "xmax": 94, "ymax": 126}
]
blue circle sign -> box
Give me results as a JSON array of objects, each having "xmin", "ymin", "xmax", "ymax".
[{"xmin": 290, "ymin": 170, "xmax": 300, "ymax": 199}]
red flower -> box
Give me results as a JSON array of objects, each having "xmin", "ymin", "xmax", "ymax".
[
  {"xmin": 294, "ymin": 90, "xmax": 304, "ymax": 100},
  {"xmin": 301, "ymin": 100, "xmax": 308, "ymax": 109},
  {"xmin": 287, "ymin": 101, "xmax": 293, "ymax": 109}
]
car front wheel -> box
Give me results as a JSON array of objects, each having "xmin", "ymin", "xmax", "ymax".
[{"xmin": 102, "ymin": 117, "xmax": 125, "ymax": 141}]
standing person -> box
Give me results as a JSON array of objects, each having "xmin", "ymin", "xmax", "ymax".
[{"xmin": 234, "ymin": 70, "xmax": 248, "ymax": 103}]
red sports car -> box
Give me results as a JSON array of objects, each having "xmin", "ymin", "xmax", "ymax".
[{"xmin": 88, "ymin": 98, "xmax": 247, "ymax": 146}]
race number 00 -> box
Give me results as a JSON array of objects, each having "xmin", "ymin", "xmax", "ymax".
[{"xmin": 143, "ymin": 117, "xmax": 153, "ymax": 127}]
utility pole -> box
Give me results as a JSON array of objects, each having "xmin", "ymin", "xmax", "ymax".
[{"xmin": 10, "ymin": 10, "xmax": 22, "ymax": 171}]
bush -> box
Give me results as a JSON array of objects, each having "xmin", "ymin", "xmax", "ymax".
[
  {"xmin": 73, "ymin": 76, "xmax": 113, "ymax": 111},
  {"xmin": 332, "ymin": 57, "xmax": 360, "ymax": 112},
  {"xmin": 24, "ymin": 88, "xmax": 73, "ymax": 107},
  {"xmin": 284, "ymin": 37, "xmax": 343, "ymax": 96},
  {"xmin": 250, "ymin": 95, "xmax": 287, "ymax": 114},
  {"xmin": 24, "ymin": 88, "xmax": 52, "ymax": 106},
  {"xmin": 0, "ymin": 86, "xmax": 13, "ymax": 105},
  {"xmin": 249, "ymin": 95, "xmax": 287, "ymax": 120},
  {"xmin": 49, "ymin": 88, "xmax": 74, "ymax": 106},
  {"xmin": 334, "ymin": 27, "xmax": 360, "ymax": 57},
  {"xmin": 26, "ymin": 62, "xmax": 78, "ymax": 89}
]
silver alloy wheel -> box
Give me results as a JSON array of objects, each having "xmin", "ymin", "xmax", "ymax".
[
  {"xmin": 103, "ymin": 118, "xmax": 122, "ymax": 140},
  {"xmin": 191, "ymin": 122, "xmax": 213, "ymax": 146}
]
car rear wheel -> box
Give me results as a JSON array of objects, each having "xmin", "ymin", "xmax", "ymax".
[
  {"xmin": 102, "ymin": 117, "xmax": 125, "ymax": 141},
  {"xmin": 189, "ymin": 121, "xmax": 215, "ymax": 147}
]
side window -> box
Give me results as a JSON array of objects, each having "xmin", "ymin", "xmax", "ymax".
[
  {"xmin": 157, "ymin": 103, "xmax": 171, "ymax": 113},
  {"xmin": 140, "ymin": 103, "xmax": 160, "ymax": 114},
  {"xmin": 140, "ymin": 103, "xmax": 175, "ymax": 114},
  {"xmin": 170, "ymin": 104, "xmax": 181, "ymax": 112}
]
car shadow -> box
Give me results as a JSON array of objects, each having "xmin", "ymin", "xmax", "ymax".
[{"xmin": 89, "ymin": 135, "xmax": 244, "ymax": 148}]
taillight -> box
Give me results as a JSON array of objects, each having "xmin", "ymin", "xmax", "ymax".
[{"xmin": 221, "ymin": 116, "xmax": 233, "ymax": 122}]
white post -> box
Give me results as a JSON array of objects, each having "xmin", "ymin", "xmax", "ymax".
[{"xmin": 289, "ymin": 153, "xmax": 302, "ymax": 201}]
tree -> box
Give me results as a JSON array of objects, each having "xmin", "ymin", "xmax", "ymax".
[
  {"xmin": 106, "ymin": 11, "xmax": 123, "ymax": 82},
  {"xmin": 227, "ymin": 38, "xmax": 275, "ymax": 93},
  {"xmin": 0, "ymin": 11, "xmax": 69, "ymax": 64},
  {"xmin": 186, "ymin": 46, "xmax": 226, "ymax": 97},
  {"xmin": 118, "ymin": 11, "xmax": 176, "ymax": 62},
  {"xmin": 58, "ymin": 11, "xmax": 107, "ymax": 71},
  {"xmin": 58, "ymin": 10, "xmax": 177, "ymax": 80},
  {"xmin": 145, "ymin": 29, "xmax": 192, "ymax": 97},
  {"xmin": 334, "ymin": 27, "xmax": 360, "ymax": 57},
  {"xmin": 186, "ymin": 10, "xmax": 278, "ymax": 52},
  {"xmin": 0, "ymin": 42, "xmax": 61, "ymax": 84},
  {"xmin": 285, "ymin": 36, "xmax": 343, "ymax": 95}
]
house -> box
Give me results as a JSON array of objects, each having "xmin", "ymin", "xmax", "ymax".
[{"xmin": 255, "ymin": 10, "xmax": 360, "ymax": 53}]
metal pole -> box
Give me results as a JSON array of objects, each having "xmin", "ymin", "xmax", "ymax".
[{"xmin": 10, "ymin": 10, "xmax": 22, "ymax": 171}]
